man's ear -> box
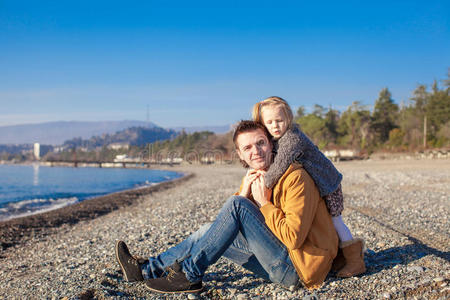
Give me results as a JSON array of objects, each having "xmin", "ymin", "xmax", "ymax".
[{"xmin": 236, "ymin": 149, "xmax": 244, "ymax": 161}]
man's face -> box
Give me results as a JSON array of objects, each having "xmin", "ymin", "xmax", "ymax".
[{"xmin": 236, "ymin": 129, "xmax": 272, "ymax": 170}]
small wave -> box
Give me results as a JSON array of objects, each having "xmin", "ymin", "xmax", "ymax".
[
  {"xmin": 0, "ymin": 197, "xmax": 79, "ymax": 222},
  {"xmin": 134, "ymin": 181, "xmax": 158, "ymax": 189}
]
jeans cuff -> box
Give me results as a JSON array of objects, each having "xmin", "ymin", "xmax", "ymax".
[
  {"xmin": 181, "ymin": 262, "xmax": 202, "ymax": 283},
  {"xmin": 140, "ymin": 263, "xmax": 149, "ymax": 280}
]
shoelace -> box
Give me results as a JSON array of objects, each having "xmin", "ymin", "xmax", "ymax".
[
  {"xmin": 166, "ymin": 267, "xmax": 177, "ymax": 282},
  {"xmin": 127, "ymin": 258, "xmax": 138, "ymax": 266},
  {"xmin": 127, "ymin": 255, "xmax": 146, "ymax": 266}
]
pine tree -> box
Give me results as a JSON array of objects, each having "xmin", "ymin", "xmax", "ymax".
[{"xmin": 371, "ymin": 88, "xmax": 399, "ymax": 144}]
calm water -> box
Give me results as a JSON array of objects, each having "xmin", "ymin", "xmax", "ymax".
[{"xmin": 0, "ymin": 164, "xmax": 182, "ymax": 221}]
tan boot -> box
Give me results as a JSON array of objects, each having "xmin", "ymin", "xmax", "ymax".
[
  {"xmin": 336, "ymin": 238, "xmax": 366, "ymax": 277},
  {"xmin": 331, "ymin": 247, "xmax": 346, "ymax": 272}
]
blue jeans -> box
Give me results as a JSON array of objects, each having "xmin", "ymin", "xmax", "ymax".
[{"xmin": 141, "ymin": 195, "xmax": 300, "ymax": 288}]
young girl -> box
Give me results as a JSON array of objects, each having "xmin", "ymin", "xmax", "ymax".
[{"xmin": 252, "ymin": 96, "xmax": 366, "ymax": 278}]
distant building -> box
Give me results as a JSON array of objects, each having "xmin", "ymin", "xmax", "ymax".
[
  {"xmin": 53, "ymin": 145, "xmax": 67, "ymax": 153},
  {"xmin": 108, "ymin": 143, "xmax": 130, "ymax": 150},
  {"xmin": 323, "ymin": 149, "xmax": 358, "ymax": 162},
  {"xmin": 34, "ymin": 143, "xmax": 40, "ymax": 160},
  {"xmin": 114, "ymin": 154, "xmax": 137, "ymax": 162}
]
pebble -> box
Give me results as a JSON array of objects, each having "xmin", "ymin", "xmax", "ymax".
[
  {"xmin": 187, "ymin": 293, "xmax": 198, "ymax": 299},
  {"xmin": 407, "ymin": 266, "xmax": 424, "ymax": 273}
]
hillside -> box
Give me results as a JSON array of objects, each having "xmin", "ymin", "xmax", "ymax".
[
  {"xmin": 0, "ymin": 120, "xmax": 158, "ymax": 145},
  {"xmin": 62, "ymin": 126, "xmax": 178, "ymax": 149}
]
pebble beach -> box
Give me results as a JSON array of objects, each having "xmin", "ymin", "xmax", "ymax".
[{"xmin": 0, "ymin": 159, "xmax": 449, "ymax": 299}]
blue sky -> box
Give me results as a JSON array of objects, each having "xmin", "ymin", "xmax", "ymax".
[{"xmin": 1, "ymin": 1, "xmax": 449, "ymax": 128}]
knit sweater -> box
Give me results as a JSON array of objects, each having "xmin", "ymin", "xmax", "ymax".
[{"xmin": 264, "ymin": 125, "xmax": 343, "ymax": 197}]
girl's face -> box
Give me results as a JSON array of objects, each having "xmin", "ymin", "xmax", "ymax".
[{"xmin": 261, "ymin": 104, "xmax": 288, "ymax": 140}]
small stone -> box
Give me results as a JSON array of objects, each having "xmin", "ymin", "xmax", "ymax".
[
  {"xmin": 89, "ymin": 274, "xmax": 96, "ymax": 279},
  {"xmin": 407, "ymin": 266, "xmax": 424, "ymax": 273},
  {"xmin": 228, "ymin": 288, "xmax": 237, "ymax": 295},
  {"xmin": 433, "ymin": 277, "xmax": 445, "ymax": 282},
  {"xmin": 303, "ymin": 293, "xmax": 319, "ymax": 300},
  {"xmin": 187, "ymin": 293, "xmax": 198, "ymax": 300},
  {"xmin": 237, "ymin": 294, "xmax": 247, "ymax": 300},
  {"xmin": 382, "ymin": 292, "xmax": 391, "ymax": 299}
]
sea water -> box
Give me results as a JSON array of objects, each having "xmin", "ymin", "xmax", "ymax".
[{"xmin": 0, "ymin": 164, "xmax": 182, "ymax": 221}]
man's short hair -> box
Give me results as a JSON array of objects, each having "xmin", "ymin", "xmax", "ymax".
[{"xmin": 232, "ymin": 120, "xmax": 270, "ymax": 149}]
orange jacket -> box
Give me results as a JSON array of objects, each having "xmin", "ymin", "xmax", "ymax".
[{"xmin": 240, "ymin": 163, "xmax": 338, "ymax": 289}]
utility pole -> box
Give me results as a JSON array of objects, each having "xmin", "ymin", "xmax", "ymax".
[{"xmin": 423, "ymin": 115, "xmax": 427, "ymax": 148}]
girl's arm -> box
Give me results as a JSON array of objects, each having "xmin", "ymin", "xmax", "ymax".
[{"xmin": 264, "ymin": 127, "xmax": 304, "ymax": 189}]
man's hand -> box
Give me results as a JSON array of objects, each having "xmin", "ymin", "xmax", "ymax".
[
  {"xmin": 251, "ymin": 176, "xmax": 272, "ymax": 208},
  {"xmin": 239, "ymin": 169, "xmax": 260, "ymax": 198}
]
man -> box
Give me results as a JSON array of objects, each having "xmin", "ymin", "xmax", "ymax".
[{"xmin": 115, "ymin": 120, "xmax": 338, "ymax": 293}]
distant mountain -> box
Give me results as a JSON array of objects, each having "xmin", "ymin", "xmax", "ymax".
[
  {"xmin": 0, "ymin": 121, "xmax": 158, "ymax": 145},
  {"xmin": 63, "ymin": 126, "xmax": 178, "ymax": 149},
  {"xmin": 171, "ymin": 125, "xmax": 232, "ymax": 134}
]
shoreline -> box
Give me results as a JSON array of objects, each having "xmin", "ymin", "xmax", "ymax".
[{"xmin": 0, "ymin": 171, "xmax": 194, "ymax": 251}]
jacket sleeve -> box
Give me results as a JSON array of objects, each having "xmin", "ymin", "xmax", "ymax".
[
  {"xmin": 260, "ymin": 170, "xmax": 319, "ymax": 250},
  {"xmin": 234, "ymin": 178, "xmax": 244, "ymax": 195},
  {"xmin": 264, "ymin": 128, "xmax": 304, "ymax": 189}
]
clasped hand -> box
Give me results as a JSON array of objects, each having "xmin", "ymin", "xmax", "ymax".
[{"xmin": 239, "ymin": 169, "xmax": 272, "ymax": 208}]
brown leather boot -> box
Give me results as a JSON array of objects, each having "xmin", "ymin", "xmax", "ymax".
[{"xmin": 337, "ymin": 238, "xmax": 366, "ymax": 277}]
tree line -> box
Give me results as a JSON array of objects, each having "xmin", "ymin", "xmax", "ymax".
[{"xmin": 296, "ymin": 70, "xmax": 449, "ymax": 153}]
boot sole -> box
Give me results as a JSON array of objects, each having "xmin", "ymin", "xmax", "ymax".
[
  {"xmin": 145, "ymin": 284, "xmax": 203, "ymax": 294},
  {"xmin": 115, "ymin": 240, "xmax": 138, "ymax": 282},
  {"xmin": 337, "ymin": 266, "xmax": 366, "ymax": 278}
]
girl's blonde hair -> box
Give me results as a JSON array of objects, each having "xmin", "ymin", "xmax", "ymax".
[{"xmin": 252, "ymin": 96, "xmax": 294, "ymax": 127}]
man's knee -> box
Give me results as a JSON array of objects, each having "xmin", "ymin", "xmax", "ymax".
[{"xmin": 224, "ymin": 195, "xmax": 252, "ymax": 211}]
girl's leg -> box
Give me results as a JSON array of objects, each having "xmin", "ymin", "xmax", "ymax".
[
  {"xmin": 326, "ymin": 187, "xmax": 366, "ymax": 277},
  {"xmin": 324, "ymin": 185, "xmax": 353, "ymax": 242},
  {"xmin": 332, "ymin": 215, "xmax": 353, "ymax": 242}
]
